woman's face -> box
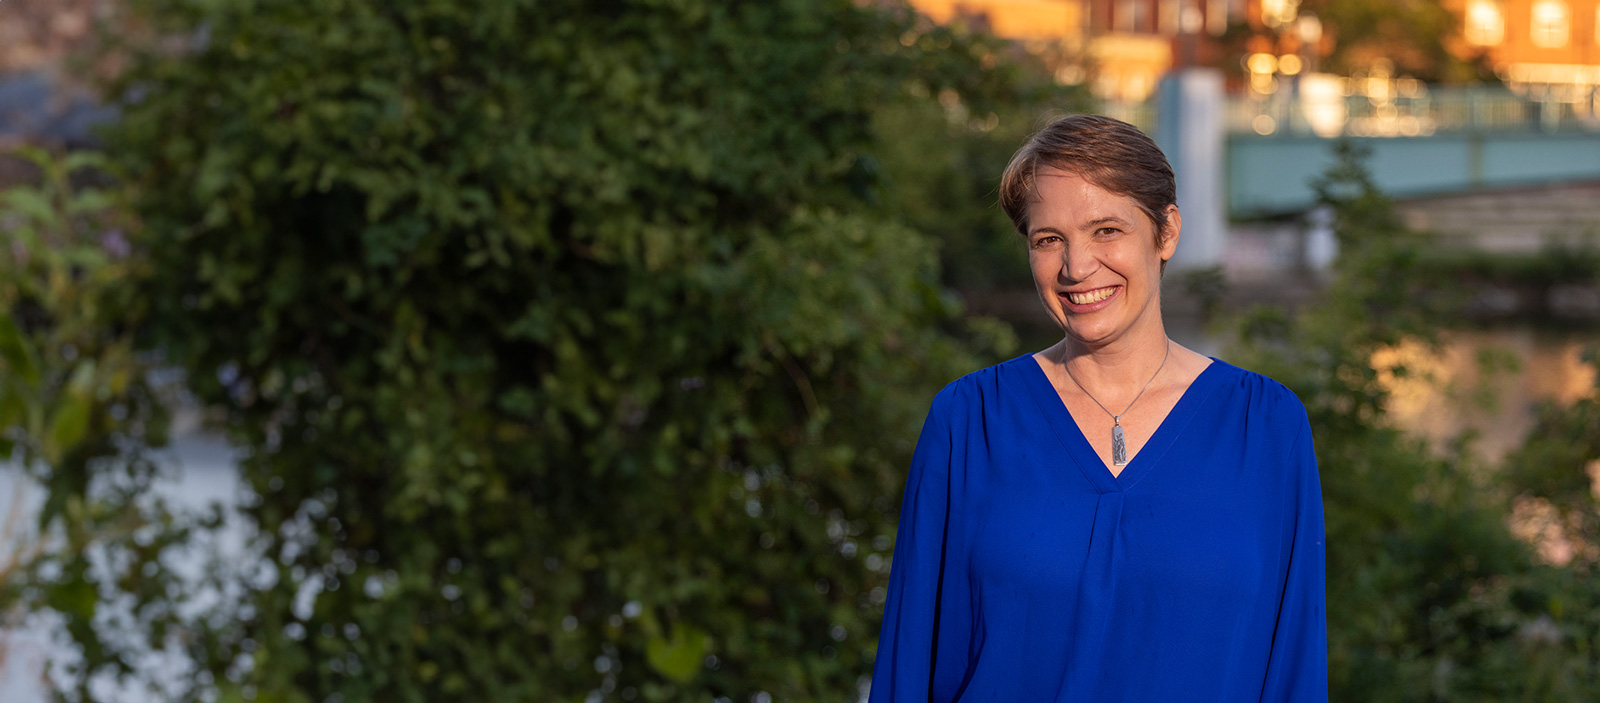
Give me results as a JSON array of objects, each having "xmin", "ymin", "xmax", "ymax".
[{"xmin": 1024, "ymin": 166, "xmax": 1180, "ymax": 350}]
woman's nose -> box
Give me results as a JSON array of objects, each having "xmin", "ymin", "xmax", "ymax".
[{"xmin": 1061, "ymin": 241, "xmax": 1099, "ymax": 283}]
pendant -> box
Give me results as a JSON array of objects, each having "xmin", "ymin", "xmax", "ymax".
[{"xmin": 1111, "ymin": 423, "xmax": 1127, "ymax": 466}]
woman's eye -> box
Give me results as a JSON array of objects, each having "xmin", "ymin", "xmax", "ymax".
[{"xmin": 1096, "ymin": 227, "xmax": 1120, "ymax": 237}]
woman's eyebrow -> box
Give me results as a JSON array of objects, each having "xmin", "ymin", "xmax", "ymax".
[
  {"xmin": 1031, "ymin": 217, "xmax": 1131, "ymax": 237},
  {"xmin": 1081, "ymin": 216, "xmax": 1131, "ymax": 228}
]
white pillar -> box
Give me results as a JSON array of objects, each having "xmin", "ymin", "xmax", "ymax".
[
  {"xmin": 1155, "ymin": 68, "xmax": 1228, "ymax": 271},
  {"xmin": 1305, "ymin": 204, "xmax": 1338, "ymax": 271}
]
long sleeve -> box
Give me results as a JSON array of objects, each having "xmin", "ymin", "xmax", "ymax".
[
  {"xmin": 868, "ymin": 397, "xmax": 955, "ymax": 703},
  {"xmin": 1259, "ymin": 419, "xmax": 1329, "ymax": 702}
]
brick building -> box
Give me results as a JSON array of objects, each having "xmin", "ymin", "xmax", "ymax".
[
  {"xmin": 909, "ymin": 0, "xmax": 1600, "ymax": 109},
  {"xmin": 1452, "ymin": 0, "xmax": 1600, "ymax": 98}
]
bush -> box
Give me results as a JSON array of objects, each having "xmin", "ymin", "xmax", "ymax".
[{"xmin": 103, "ymin": 1, "xmax": 1017, "ymax": 700}]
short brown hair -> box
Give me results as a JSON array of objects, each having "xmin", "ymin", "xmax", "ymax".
[{"xmin": 999, "ymin": 114, "xmax": 1176, "ymax": 253}]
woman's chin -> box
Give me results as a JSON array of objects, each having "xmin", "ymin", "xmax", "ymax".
[
  {"xmin": 1058, "ymin": 323, "xmax": 1120, "ymax": 348},
  {"xmin": 1047, "ymin": 308, "xmax": 1117, "ymax": 342}
]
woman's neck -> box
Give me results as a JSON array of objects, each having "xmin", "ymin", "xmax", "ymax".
[{"xmin": 1058, "ymin": 321, "xmax": 1172, "ymax": 390}]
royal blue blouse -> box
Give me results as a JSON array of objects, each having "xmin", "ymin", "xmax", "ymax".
[{"xmin": 868, "ymin": 355, "xmax": 1326, "ymax": 702}]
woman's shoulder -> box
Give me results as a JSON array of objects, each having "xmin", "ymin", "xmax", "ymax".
[
  {"xmin": 925, "ymin": 353, "xmax": 1042, "ymax": 417},
  {"xmin": 1202, "ymin": 358, "xmax": 1311, "ymax": 428}
]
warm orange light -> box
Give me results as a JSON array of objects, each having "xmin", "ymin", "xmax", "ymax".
[
  {"xmin": 1531, "ymin": 0, "xmax": 1570, "ymax": 48},
  {"xmin": 1465, "ymin": 0, "xmax": 1505, "ymax": 46},
  {"xmin": 1260, "ymin": 0, "xmax": 1298, "ymax": 29},
  {"xmin": 1247, "ymin": 53, "xmax": 1277, "ymax": 75}
]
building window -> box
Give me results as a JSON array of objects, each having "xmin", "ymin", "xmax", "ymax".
[
  {"xmin": 1207, "ymin": 0, "xmax": 1229, "ymax": 35},
  {"xmin": 1116, "ymin": 0, "xmax": 1148, "ymax": 32},
  {"xmin": 1179, "ymin": 0, "xmax": 1205, "ymax": 34},
  {"xmin": 1464, "ymin": 0, "xmax": 1504, "ymax": 45},
  {"xmin": 1530, "ymin": 0, "xmax": 1569, "ymax": 48}
]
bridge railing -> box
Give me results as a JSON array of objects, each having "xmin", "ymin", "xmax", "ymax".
[{"xmin": 1226, "ymin": 81, "xmax": 1600, "ymax": 138}]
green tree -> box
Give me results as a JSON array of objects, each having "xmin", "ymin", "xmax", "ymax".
[
  {"xmin": 99, "ymin": 1, "xmax": 1018, "ymax": 701},
  {"xmin": 1228, "ymin": 142, "xmax": 1595, "ymax": 700},
  {"xmin": 1496, "ymin": 355, "xmax": 1600, "ymax": 693}
]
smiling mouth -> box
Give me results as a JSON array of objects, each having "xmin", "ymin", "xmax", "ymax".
[{"xmin": 1064, "ymin": 286, "xmax": 1118, "ymax": 305}]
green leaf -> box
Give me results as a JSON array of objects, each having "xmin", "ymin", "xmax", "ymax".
[
  {"xmin": 47, "ymin": 391, "xmax": 92, "ymax": 460},
  {"xmin": 46, "ymin": 574, "xmax": 97, "ymax": 620},
  {"xmin": 0, "ymin": 316, "xmax": 41, "ymax": 385},
  {"xmin": 1, "ymin": 188, "xmax": 58, "ymax": 228},
  {"xmin": 60, "ymin": 150, "xmax": 109, "ymax": 175},
  {"xmin": 65, "ymin": 359, "xmax": 97, "ymax": 395},
  {"xmin": 645, "ymin": 624, "xmax": 710, "ymax": 684}
]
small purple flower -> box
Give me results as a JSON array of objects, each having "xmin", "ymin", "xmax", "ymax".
[{"xmin": 100, "ymin": 229, "xmax": 130, "ymax": 259}]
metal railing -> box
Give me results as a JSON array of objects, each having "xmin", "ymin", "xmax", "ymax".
[{"xmin": 1225, "ymin": 83, "xmax": 1600, "ymax": 138}]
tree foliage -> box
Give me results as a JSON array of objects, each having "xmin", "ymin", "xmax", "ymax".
[
  {"xmin": 0, "ymin": 148, "xmax": 185, "ymax": 701},
  {"xmin": 99, "ymin": 1, "xmax": 1019, "ymax": 701},
  {"xmin": 1498, "ymin": 351, "xmax": 1600, "ymax": 694},
  {"xmin": 1227, "ymin": 142, "xmax": 1598, "ymax": 700}
]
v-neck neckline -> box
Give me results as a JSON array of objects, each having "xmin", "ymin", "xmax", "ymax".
[{"xmin": 1018, "ymin": 353, "xmax": 1227, "ymax": 494}]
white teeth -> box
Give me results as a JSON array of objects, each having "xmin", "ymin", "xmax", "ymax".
[{"xmin": 1067, "ymin": 287, "xmax": 1115, "ymax": 305}]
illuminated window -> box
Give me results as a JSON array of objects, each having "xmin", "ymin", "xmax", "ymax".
[
  {"xmin": 1464, "ymin": 0, "xmax": 1504, "ymax": 45},
  {"xmin": 1530, "ymin": 0, "xmax": 1569, "ymax": 48}
]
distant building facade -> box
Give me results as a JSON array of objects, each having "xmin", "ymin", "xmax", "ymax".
[
  {"xmin": 910, "ymin": 0, "xmax": 1600, "ymax": 111},
  {"xmin": 1450, "ymin": 0, "xmax": 1600, "ymax": 109},
  {"xmin": 901, "ymin": 1, "xmax": 1252, "ymax": 104}
]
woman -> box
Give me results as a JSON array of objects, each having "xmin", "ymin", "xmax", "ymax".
[{"xmin": 868, "ymin": 115, "xmax": 1326, "ymax": 702}]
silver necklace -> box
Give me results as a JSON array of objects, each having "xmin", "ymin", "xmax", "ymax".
[{"xmin": 1059, "ymin": 340, "xmax": 1171, "ymax": 467}]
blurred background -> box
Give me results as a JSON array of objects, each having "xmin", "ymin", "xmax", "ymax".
[{"xmin": 1, "ymin": 0, "xmax": 1600, "ymax": 701}]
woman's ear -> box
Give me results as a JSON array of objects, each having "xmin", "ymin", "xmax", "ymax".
[{"xmin": 1159, "ymin": 204, "xmax": 1182, "ymax": 261}]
